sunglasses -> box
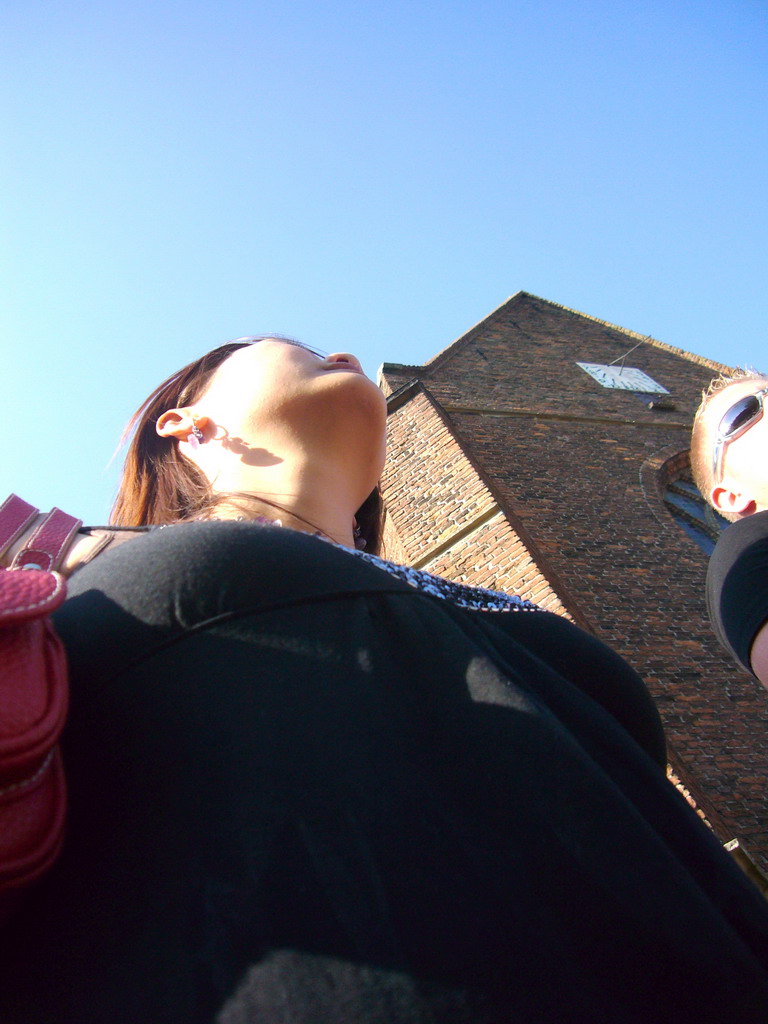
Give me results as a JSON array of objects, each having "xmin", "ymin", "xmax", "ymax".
[
  {"xmin": 231, "ymin": 335, "xmax": 325, "ymax": 358},
  {"xmin": 712, "ymin": 385, "xmax": 768, "ymax": 483}
]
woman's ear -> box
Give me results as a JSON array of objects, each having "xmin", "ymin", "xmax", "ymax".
[
  {"xmin": 156, "ymin": 410, "xmax": 211, "ymax": 442},
  {"xmin": 156, "ymin": 409, "xmax": 190, "ymax": 440}
]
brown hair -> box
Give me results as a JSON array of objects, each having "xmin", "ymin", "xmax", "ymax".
[
  {"xmin": 690, "ymin": 368, "xmax": 767, "ymax": 518},
  {"xmin": 111, "ymin": 338, "xmax": 384, "ymax": 554}
]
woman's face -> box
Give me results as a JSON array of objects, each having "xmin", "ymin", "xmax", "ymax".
[{"xmin": 193, "ymin": 338, "xmax": 387, "ymax": 478}]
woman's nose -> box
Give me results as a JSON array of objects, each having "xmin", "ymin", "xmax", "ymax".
[{"xmin": 325, "ymin": 352, "xmax": 363, "ymax": 372}]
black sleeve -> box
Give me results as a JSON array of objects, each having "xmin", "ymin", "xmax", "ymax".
[{"xmin": 707, "ymin": 510, "xmax": 768, "ymax": 675}]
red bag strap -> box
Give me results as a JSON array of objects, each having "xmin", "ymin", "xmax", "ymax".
[
  {"xmin": 0, "ymin": 494, "xmax": 83, "ymax": 573},
  {"xmin": 0, "ymin": 495, "xmax": 39, "ymax": 559}
]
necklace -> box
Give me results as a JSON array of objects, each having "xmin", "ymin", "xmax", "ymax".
[{"xmin": 196, "ymin": 502, "xmax": 364, "ymax": 549}]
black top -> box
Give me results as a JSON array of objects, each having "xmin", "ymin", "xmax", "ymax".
[
  {"xmin": 3, "ymin": 522, "xmax": 768, "ymax": 1023},
  {"xmin": 707, "ymin": 510, "xmax": 768, "ymax": 675}
]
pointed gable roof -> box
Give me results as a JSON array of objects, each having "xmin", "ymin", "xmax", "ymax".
[{"xmin": 380, "ymin": 291, "xmax": 733, "ymax": 380}]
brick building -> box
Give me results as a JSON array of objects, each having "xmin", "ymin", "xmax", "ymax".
[{"xmin": 378, "ymin": 291, "xmax": 768, "ymax": 877}]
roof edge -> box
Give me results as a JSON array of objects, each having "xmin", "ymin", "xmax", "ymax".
[
  {"xmin": 421, "ymin": 292, "xmax": 526, "ymax": 370},
  {"xmin": 519, "ymin": 292, "xmax": 734, "ymax": 375},
  {"xmin": 398, "ymin": 290, "xmax": 734, "ymax": 377}
]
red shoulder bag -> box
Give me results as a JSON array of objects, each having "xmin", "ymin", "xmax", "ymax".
[{"xmin": 0, "ymin": 494, "xmax": 81, "ymax": 924}]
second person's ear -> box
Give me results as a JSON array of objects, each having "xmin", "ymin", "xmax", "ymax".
[{"xmin": 710, "ymin": 482, "xmax": 757, "ymax": 518}]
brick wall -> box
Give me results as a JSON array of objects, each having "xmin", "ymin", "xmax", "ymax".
[
  {"xmin": 381, "ymin": 385, "xmax": 570, "ymax": 616},
  {"xmin": 379, "ymin": 292, "xmax": 768, "ymax": 869}
]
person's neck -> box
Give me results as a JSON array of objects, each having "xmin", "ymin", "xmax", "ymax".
[{"xmin": 210, "ymin": 459, "xmax": 361, "ymax": 549}]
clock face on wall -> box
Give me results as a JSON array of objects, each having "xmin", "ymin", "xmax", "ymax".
[{"xmin": 576, "ymin": 362, "xmax": 670, "ymax": 394}]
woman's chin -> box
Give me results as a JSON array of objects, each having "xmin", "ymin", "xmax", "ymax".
[{"xmin": 311, "ymin": 373, "xmax": 387, "ymax": 428}]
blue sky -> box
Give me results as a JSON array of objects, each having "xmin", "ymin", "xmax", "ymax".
[{"xmin": 3, "ymin": 0, "xmax": 766, "ymax": 522}]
